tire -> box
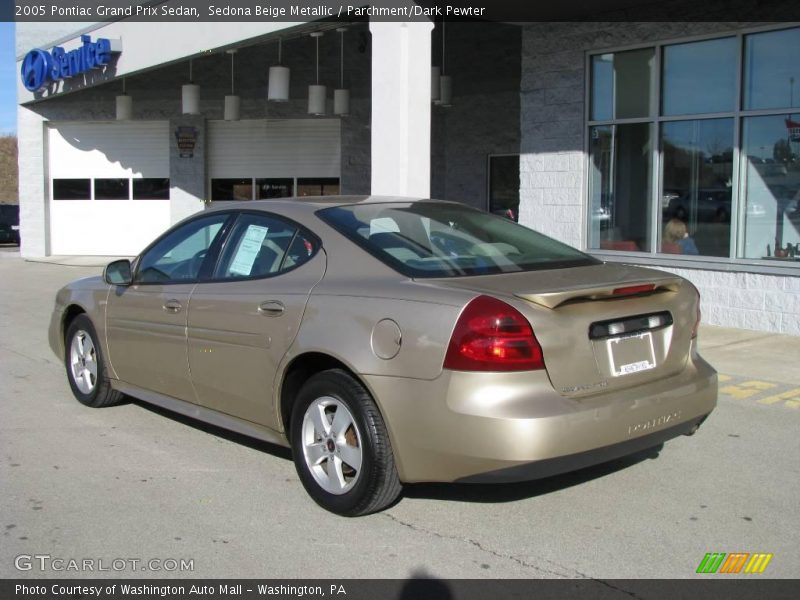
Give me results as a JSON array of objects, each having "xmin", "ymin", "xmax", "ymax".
[
  {"xmin": 64, "ymin": 314, "xmax": 124, "ymax": 408},
  {"xmin": 290, "ymin": 369, "xmax": 402, "ymax": 516}
]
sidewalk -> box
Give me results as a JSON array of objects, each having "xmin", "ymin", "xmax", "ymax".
[{"xmin": 697, "ymin": 325, "xmax": 800, "ymax": 386}]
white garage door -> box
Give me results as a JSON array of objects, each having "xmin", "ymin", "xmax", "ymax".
[
  {"xmin": 208, "ymin": 119, "xmax": 341, "ymax": 200},
  {"xmin": 48, "ymin": 121, "xmax": 171, "ymax": 255}
]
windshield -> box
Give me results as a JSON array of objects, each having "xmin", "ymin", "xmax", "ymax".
[{"xmin": 317, "ymin": 202, "xmax": 598, "ymax": 278}]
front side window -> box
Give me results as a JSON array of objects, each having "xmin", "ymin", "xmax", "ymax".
[
  {"xmin": 136, "ymin": 214, "xmax": 228, "ymax": 283},
  {"xmin": 319, "ymin": 202, "xmax": 597, "ymax": 278}
]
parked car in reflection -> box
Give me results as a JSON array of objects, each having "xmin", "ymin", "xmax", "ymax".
[
  {"xmin": 666, "ymin": 188, "xmax": 768, "ymax": 223},
  {"xmin": 48, "ymin": 197, "xmax": 717, "ymax": 515}
]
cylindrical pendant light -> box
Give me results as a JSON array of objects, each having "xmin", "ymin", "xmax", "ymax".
[
  {"xmin": 308, "ymin": 32, "xmax": 326, "ymax": 116},
  {"xmin": 431, "ymin": 66, "xmax": 441, "ymax": 103},
  {"xmin": 182, "ymin": 59, "xmax": 200, "ymax": 114},
  {"xmin": 438, "ymin": 22, "xmax": 452, "ymax": 108},
  {"xmin": 224, "ymin": 49, "xmax": 240, "ymax": 121},
  {"xmin": 334, "ymin": 27, "xmax": 350, "ymax": 116},
  {"xmin": 268, "ymin": 38, "xmax": 290, "ymax": 102},
  {"xmin": 116, "ymin": 78, "xmax": 132, "ymax": 120}
]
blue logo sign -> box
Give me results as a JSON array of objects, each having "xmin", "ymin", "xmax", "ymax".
[{"xmin": 20, "ymin": 35, "xmax": 120, "ymax": 92}]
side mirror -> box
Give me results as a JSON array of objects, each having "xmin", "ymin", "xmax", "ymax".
[{"xmin": 104, "ymin": 259, "xmax": 133, "ymax": 286}]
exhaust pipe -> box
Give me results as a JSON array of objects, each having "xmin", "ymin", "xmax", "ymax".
[{"xmin": 684, "ymin": 416, "xmax": 708, "ymax": 436}]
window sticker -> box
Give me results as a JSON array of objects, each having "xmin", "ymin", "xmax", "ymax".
[{"xmin": 229, "ymin": 224, "xmax": 269, "ymax": 276}]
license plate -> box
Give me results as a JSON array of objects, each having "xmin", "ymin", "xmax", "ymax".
[{"xmin": 607, "ymin": 331, "xmax": 656, "ymax": 377}]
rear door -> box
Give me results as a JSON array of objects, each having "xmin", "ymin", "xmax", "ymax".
[{"xmin": 187, "ymin": 212, "xmax": 325, "ymax": 428}]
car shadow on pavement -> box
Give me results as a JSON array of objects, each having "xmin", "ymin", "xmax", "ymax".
[
  {"xmin": 401, "ymin": 446, "xmax": 664, "ymax": 504},
  {"xmin": 130, "ymin": 398, "xmax": 663, "ymax": 506},
  {"xmin": 131, "ymin": 399, "xmax": 293, "ymax": 461}
]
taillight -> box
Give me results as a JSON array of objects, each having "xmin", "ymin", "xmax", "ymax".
[{"xmin": 444, "ymin": 295, "xmax": 545, "ymax": 372}]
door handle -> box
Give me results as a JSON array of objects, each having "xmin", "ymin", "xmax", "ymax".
[
  {"xmin": 258, "ymin": 300, "xmax": 285, "ymax": 316},
  {"xmin": 163, "ymin": 299, "xmax": 183, "ymax": 313}
]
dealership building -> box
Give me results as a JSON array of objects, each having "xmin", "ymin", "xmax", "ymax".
[{"xmin": 15, "ymin": 1, "xmax": 800, "ymax": 334}]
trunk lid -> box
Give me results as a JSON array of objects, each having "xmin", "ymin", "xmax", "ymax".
[{"xmin": 424, "ymin": 263, "xmax": 697, "ymax": 398}]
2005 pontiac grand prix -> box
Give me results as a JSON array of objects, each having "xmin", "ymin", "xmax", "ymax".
[{"xmin": 49, "ymin": 196, "xmax": 717, "ymax": 516}]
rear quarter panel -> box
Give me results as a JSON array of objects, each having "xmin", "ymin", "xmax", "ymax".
[{"xmin": 288, "ymin": 280, "xmax": 470, "ymax": 381}]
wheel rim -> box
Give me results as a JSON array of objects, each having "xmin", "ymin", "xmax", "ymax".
[
  {"xmin": 301, "ymin": 396, "xmax": 363, "ymax": 495},
  {"xmin": 69, "ymin": 329, "xmax": 98, "ymax": 395}
]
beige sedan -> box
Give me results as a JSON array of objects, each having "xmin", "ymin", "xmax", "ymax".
[{"xmin": 49, "ymin": 197, "xmax": 717, "ymax": 515}]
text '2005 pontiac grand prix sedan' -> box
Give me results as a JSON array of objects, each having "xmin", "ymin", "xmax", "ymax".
[{"xmin": 49, "ymin": 196, "xmax": 716, "ymax": 516}]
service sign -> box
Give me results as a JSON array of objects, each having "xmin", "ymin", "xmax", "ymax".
[{"xmin": 20, "ymin": 34, "xmax": 122, "ymax": 92}]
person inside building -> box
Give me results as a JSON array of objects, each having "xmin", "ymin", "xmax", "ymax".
[{"xmin": 663, "ymin": 218, "xmax": 699, "ymax": 255}]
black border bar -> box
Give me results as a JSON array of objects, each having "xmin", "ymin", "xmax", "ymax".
[{"xmin": 8, "ymin": 0, "xmax": 800, "ymax": 23}]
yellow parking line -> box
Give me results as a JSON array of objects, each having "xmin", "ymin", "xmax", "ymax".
[
  {"xmin": 785, "ymin": 399, "xmax": 800, "ymax": 409},
  {"xmin": 720, "ymin": 385, "xmax": 759, "ymax": 399},
  {"xmin": 758, "ymin": 389, "xmax": 800, "ymax": 405},
  {"xmin": 740, "ymin": 380, "xmax": 777, "ymax": 390},
  {"xmin": 718, "ymin": 374, "xmax": 733, "ymax": 382}
]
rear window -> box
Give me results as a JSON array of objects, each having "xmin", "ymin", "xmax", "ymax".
[{"xmin": 317, "ymin": 202, "xmax": 598, "ymax": 278}]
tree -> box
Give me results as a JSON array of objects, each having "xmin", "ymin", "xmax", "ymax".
[{"xmin": 0, "ymin": 135, "xmax": 19, "ymax": 204}]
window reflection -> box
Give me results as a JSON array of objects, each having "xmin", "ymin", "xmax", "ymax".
[
  {"xmin": 741, "ymin": 114, "xmax": 800, "ymax": 260},
  {"xmin": 591, "ymin": 48, "xmax": 654, "ymax": 121},
  {"xmin": 744, "ymin": 27, "xmax": 800, "ymax": 111},
  {"xmin": 661, "ymin": 119, "xmax": 734, "ymax": 257},
  {"xmin": 211, "ymin": 178, "xmax": 253, "ymax": 201},
  {"xmin": 662, "ymin": 38, "xmax": 737, "ymax": 116},
  {"xmin": 589, "ymin": 123, "xmax": 653, "ymax": 252}
]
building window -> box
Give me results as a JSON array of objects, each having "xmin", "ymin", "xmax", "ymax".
[
  {"xmin": 94, "ymin": 178, "xmax": 130, "ymax": 200},
  {"xmin": 256, "ymin": 178, "xmax": 294, "ymax": 199},
  {"xmin": 133, "ymin": 178, "xmax": 170, "ymax": 200},
  {"xmin": 661, "ymin": 37, "xmax": 737, "ymax": 116},
  {"xmin": 741, "ymin": 114, "xmax": 800, "ymax": 260},
  {"xmin": 661, "ymin": 119, "xmax": 734, "ymax": 257},
  {"xmin": 211, "ymin": 178, "xmax": 254, "ymax": 201},
  {"xmin": 53, "ymin": 179, "xmax": 91, "ymax": 200},
  {"xmin": 297, "ymin": 178, "xmax": 340, "ymax": 196},
  {"xmin": 488, "ymin": 155, "xmax": 520, "ymax": 221},
  {"xmin": 587, "ymin": 25, "xmax": 800, "ymax": 268},
  {"xmin": 589, "ymin": 124, "xmax": 653, "ymax": 252},
  {"xmin": 591, "ymin": 48, "xmax": 654, "ymax": 121}
]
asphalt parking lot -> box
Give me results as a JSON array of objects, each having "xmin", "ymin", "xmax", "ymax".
[{"xmin": 1, "ymin": 249, "xmax": 799, "ymax": 580}]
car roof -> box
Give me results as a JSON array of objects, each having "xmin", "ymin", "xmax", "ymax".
[{"xmin": 203, "ymin": 195, "xmax": 432, "ymax": 215}]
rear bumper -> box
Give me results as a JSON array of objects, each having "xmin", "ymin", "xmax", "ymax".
[
  {"xmin": 456, "ymin": 415, "xmax": 707, "ymax": 483},
  {"xmin": 365, "ymin": 351, "xmax": 717, "ymax": 483}
]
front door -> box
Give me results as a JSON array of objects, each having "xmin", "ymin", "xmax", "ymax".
[
  {"xmin": 106, "ymin": 213, "xmax": 230, "ymax": 402},
  {"xmin": 187, "ymin": 212, "xmax": 325, "ymax": 429}
]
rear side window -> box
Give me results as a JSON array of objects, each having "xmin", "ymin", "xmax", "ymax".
[
  {"xmin": 214, "ymin": 213, "xmax": 318, "ymax": 280},
  {"xmin": 318, "ymin": 202, "xmax": 597, "ymax": 278}
]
